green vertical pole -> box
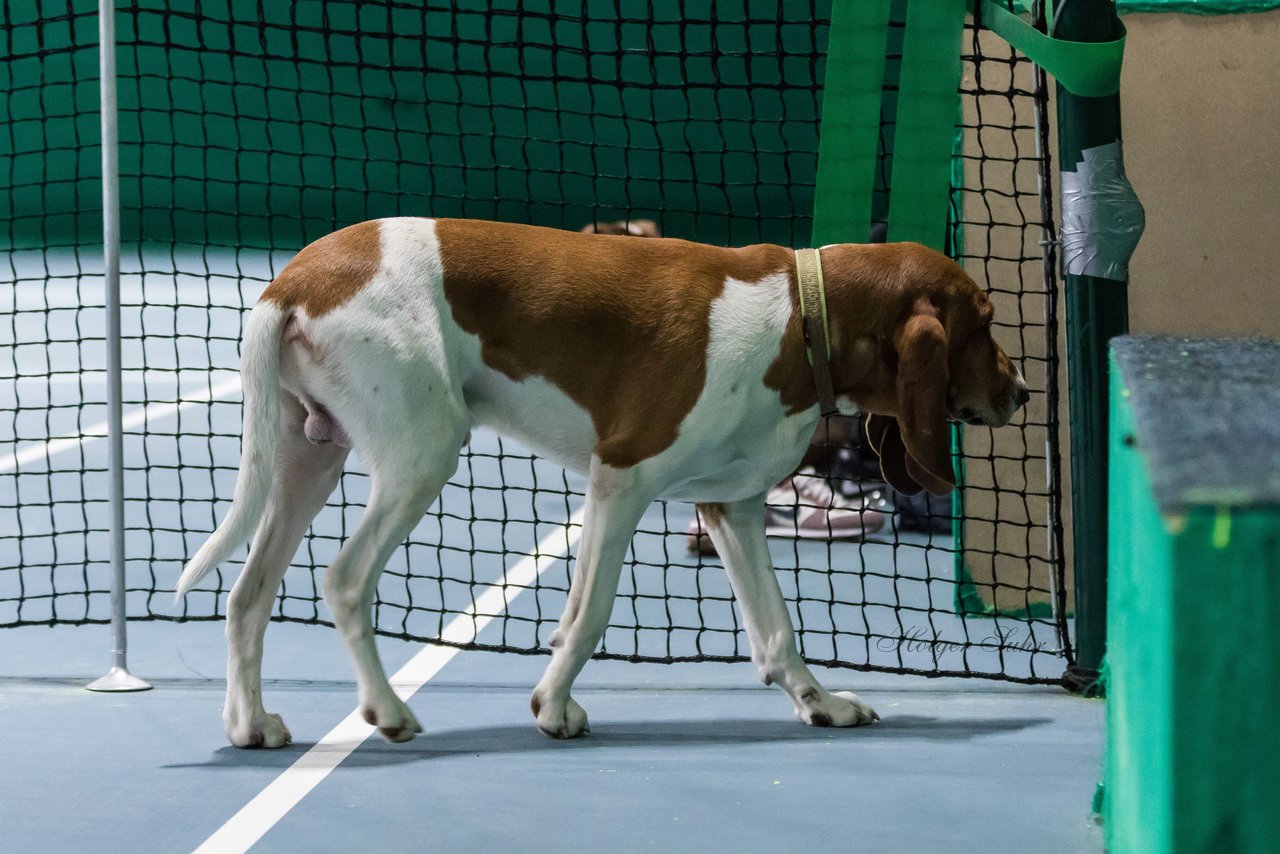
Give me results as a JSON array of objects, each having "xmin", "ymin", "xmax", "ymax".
[{"xmin": 1055, "ymin": 0, "xmax": 1144, "ymax": 692}]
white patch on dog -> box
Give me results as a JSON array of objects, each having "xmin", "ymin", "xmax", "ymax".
[{"xmin": 660, "ymin": 272, "xmax": 819, "ymax": 502}]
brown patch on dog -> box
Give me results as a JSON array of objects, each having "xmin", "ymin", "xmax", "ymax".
[
  {"xmin": 260, "ymin": 220, "xmax": 381, "ymax": 317},
  {"xmin": 530, "ymin": 693, "xmax": 542, "ymax": 718},
  {"xmin": 765, "ymin": 243, "xmax": 936, "ymax": 416},
  {"xmin": 809, "ymin": 712, "xmax": 833, "ymax": 728},
  {"xmin": 437, "ymin": 219, "xmax": 791, "ymax": 468},
  {"xmin": 761, "ymin": 276, "xmax": 814, "ymax": 416}
]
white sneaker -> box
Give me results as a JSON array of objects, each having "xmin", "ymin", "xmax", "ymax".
[
  {"xmin": 764, "ymin": 468, "xmax": 888, "ymax": 540},
  {"xmin": 684, "ymin": 468, "xmax": 888, "ymax": 555}
]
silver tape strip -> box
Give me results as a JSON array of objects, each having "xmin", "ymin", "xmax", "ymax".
[{"xmin": 1060, "ymin": 141, "xmax": 1146, "ymax": 281}]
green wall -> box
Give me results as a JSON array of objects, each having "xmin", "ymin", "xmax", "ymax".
[
  {"xmin": 3, "ymin": 0, "xmax": 833, "ymax": 251},
  {"xmin": 0, "ymin": 3, "xmax": 102, "ymax": 247}
]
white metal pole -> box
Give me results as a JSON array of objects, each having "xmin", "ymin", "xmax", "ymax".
[{"xmin": 88, "ymin": 0, "xmax": 150, "ymax": 693}]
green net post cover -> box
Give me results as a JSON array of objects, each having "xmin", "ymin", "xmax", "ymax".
[{"xmin": 1106, "ymin": 337, "xmax": 1280, "ymax": 854}]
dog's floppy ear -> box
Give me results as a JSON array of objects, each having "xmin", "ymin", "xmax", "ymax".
[
  {"xmin": 893, "ymin": 307, "xmax": 956, "ymax": 496},
  {"xmin": 865, "ymin": 414, "xmax": 923, "ymax": 496}
]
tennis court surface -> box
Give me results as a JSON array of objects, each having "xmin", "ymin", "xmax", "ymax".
[{"xmin": 2, "ymin": 619, "xmax": 1103, "ymax": 853}]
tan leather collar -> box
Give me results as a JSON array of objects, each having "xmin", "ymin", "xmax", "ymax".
[{"xmin": 794, "ymin": 248, "xmax": 839, "ymax": 417}]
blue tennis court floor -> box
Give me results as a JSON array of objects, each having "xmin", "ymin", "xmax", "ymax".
[{"xmin": 1, "ymin": 618, "xmax": 1103, "ymax": 853}]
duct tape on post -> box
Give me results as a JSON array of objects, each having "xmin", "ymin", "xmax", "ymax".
[{"xmin": 1060, "ymin": 141, "xmax": 1146, "ymax": 281}]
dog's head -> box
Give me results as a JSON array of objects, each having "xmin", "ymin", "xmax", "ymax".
[{"xmin": 833, "ymin": 247, "xmax": 1028, "ymax": 497}]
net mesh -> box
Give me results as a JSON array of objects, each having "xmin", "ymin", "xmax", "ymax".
[{"xmin": 1, "ymin": 0, "xmax": 1070, "ymax": 683}]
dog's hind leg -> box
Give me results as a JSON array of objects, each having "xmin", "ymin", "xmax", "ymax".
[
  {"xmin": 531, "ymin": 461, "xmax": 652, "ymax": 738},
  {"xmin": 322, "ymin": 425, "xmax": 466, "ymax": 743},
  {"xmin": 225, "ymin": 395, "xmax": 348, "ymax": 748},
  {"xmin": 698, "ymin": 496, "xmax": 878, "ymax": 727}
]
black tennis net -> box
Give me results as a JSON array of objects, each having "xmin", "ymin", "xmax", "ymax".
[{"xmin": 1, "ymin": 0, "xmax": 1070, "ymax": 683}]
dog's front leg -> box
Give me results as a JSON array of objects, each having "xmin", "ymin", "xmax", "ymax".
[
  {"xmin": 699, "ymin": 496, "xmax": 878, "ymax": 727},
  {"xmin": 532, "ymin": 462, "xmax": 652, "ymax": 738}
]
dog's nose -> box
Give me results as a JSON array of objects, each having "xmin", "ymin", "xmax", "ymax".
[{"xmin": 1014, "ymin": 381, "xmax": 1030, "ymax": 408}]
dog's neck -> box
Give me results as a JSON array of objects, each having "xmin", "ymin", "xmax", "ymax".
[
  {"xmin": 793, "ymin": 248, "xmax": 839, "ymax": 417},
  {"xmin": 764, "ymin": 259, "xmax": 848, "ymax": 416},
  {"xmin": 766, "ymin": 244, "xmax": 904, "ymax": 417}
]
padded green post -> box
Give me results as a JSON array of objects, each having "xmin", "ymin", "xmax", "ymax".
[
  {"xmin": 880, "ymin": 0, "xmax": 968, "ymax": 599},
  {"xmin": 1054, "ymin": 0, "xmax": 1139, "ymax": 692},
  {"xmin": 810, "ymin": 0, "xmax": 892, "ymax": 247},
  {"xmin": 1105, "ymin": 357, "xmax": 1174, "ymax": 851},
  {"xmin": 1106, "ymin": 338, "xmax": 1280, "ymax": 853}
]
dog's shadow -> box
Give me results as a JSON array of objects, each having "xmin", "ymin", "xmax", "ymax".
[{"xmin": 167, "ymin": 714, "xmax": 1050, "ymax": 770}]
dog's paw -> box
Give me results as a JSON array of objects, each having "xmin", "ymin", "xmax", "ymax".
[
  {"xmin": 531, "ymin": 691, "xmax": 590, "ymax": 739},
  {"xmin": 361, "ymin": 696, "xmax": 423, "ymax": 743},
  {"xmin": 226, "ymin": 711, "xmax": 293, "ymax": 749},
  {"xmin": 796, "ymin": 689, "xmax": 879, "ymax": 728}
]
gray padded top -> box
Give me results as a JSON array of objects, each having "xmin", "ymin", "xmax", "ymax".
[{"xmin": 1112, "ymin": 336, "xmax": 1280, "ymax": 512}]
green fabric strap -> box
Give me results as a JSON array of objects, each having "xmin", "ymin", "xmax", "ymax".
[
  {"xmin": 812, "ymin": 0, "xmax": 1127, "ymax": 250},
  {"xmin": 1117, "ymin": 0, "xmax": 1280, "ymax": 13},
  {"xmin": 976, "ymin": 0, "xmax": 1126, "ymax": 97},
  {"xmin": 810, "ymin": 0, "xmax": 892, "ymax": 247},
  {"xmin": 887, "ymin": 0, "xmax": 967, "ymax": 250}
]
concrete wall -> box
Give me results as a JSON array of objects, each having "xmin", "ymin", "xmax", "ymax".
[
  {"xmin": 1122, "ymin": 11, "xmax": 1280, "ymax": 337},
  {"xmin": 958, "ymin": 28, "xmax": 1062, "ymax": 616}
]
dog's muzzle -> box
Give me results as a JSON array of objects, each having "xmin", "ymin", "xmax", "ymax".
[{"xmin": 1014, "ymin": 379, "xmax": 1030, "ymax": 408}]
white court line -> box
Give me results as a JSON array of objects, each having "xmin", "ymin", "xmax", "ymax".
[
  {"xmin": 193, "ymin": 505, "xmax": 588, "ymax": 854},
  {"xmin": 0, "ymin": 375, "xmax": 243, "ymax": 473}
]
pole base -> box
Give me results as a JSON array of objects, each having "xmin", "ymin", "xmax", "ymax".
[
  {"xmin": 1062, "ymin": 664, "xmax": 1105, "ymax": 698},
  {"xmin": 86, "ymin": 665, "xmax": 152, "ymax": 692}
]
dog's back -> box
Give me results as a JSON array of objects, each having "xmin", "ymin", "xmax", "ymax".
[{"xmin": 252, "ymin": 218, "xmax": 808, "ymax": 485}]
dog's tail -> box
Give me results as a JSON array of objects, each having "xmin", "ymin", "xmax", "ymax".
[{"xmin": 176, "ymin": 301, "xmax": 287, "ymax": 599}]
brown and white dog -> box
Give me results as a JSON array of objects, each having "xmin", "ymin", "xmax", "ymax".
[{"xmin": 177, "ymin": 217, "xmax": 1027, "ymax": 748}]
